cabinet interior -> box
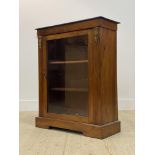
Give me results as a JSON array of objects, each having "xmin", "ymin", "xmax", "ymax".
[{"xmin": 47, "ymin": 35, "xmax": 88, "ymax": 117}]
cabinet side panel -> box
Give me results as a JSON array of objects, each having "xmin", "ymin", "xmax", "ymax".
[
  {"xmin": 88, "ymin": 27, "xmax": 118, "ymax": 125},
  {"xmin": 100, "ymin": 28, "xmax": 118, "ymax": 123}
]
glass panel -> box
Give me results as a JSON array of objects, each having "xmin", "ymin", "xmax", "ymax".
[{"xmin": 47, "ymin": 35, "xmax": 88, "ymax": 117}]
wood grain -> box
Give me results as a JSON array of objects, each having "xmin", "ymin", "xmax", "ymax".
[{"xmin": 88, "ymin": 27, "xmax": 118, "ymax": 125}]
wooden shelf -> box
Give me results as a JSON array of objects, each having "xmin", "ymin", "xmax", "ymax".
[
  {"xmin": 65, "ymin": 43, "xmax": 88, "ymax": 46},
  {"xmin": 51, "ymin": 88, "xmax": 88, "ymax": 92},
  {"xmin": 48, "ymin": 60, "xmax": 88, "ymax": 64}
]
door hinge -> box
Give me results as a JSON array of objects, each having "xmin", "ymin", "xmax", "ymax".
[
  {"xmin": 94, "ymin": 27, "xmax": 100, "ymax": 43},
  {"xmin": 38, "ymin": 36, "xmax": 42, "ymax": 49},
  {"xmin": 43, "ymin": 72, "xmax": 47, "ymax": 80}
]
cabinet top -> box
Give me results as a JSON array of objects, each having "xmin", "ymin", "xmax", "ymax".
[{"xmin": 36, "ymin": 16, "xmax": 120, "ymax": 36}]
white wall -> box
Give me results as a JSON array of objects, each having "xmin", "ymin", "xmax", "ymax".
[{"xmin": 19, "ymin": 0, "xmax": 135, "ymax": 111}]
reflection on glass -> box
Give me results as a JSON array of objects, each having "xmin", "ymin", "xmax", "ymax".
[{"xmin": 47, "ymin": 35, "xmax": 88, "ymax": 116}]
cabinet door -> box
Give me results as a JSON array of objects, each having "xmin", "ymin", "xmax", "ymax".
[{"xmin": 41, "ymin": 30, "xmax": 90, "ymax": 122}]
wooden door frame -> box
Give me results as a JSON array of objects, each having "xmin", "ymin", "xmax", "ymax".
[{"xmin": 39, "ymin": 29, "xmax": 92, "ymax": 123}]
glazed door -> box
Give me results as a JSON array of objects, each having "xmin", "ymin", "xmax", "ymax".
[{"xmin": 42, "ymin": 30, "xmax": 90, "ymax": 122}]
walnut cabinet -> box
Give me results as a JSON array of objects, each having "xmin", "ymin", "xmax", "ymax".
[{"xmin": 35, "ymin": 17, "xmax": 121, "ymax": 139}]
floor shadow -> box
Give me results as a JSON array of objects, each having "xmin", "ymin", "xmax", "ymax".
[{"xmin": 48, "ymin": 126, "xmax": 83, "ymax": 136}]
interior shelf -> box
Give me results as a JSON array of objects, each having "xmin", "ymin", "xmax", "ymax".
[
  {"xmin": 48, "ymin": 60, "xmax": 88, "ymax": 64},
  {"xmin": 50, "ymin": 88, "xmax": 88, "ymax": 92},
  {"xmin": 47, "ymin": 34, "xmax": 88, "ymax": 116}
]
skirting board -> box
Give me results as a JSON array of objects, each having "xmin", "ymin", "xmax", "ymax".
[{"xmin": 19, "ymin": 98, "xmax": 135, "ymax": 111}]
